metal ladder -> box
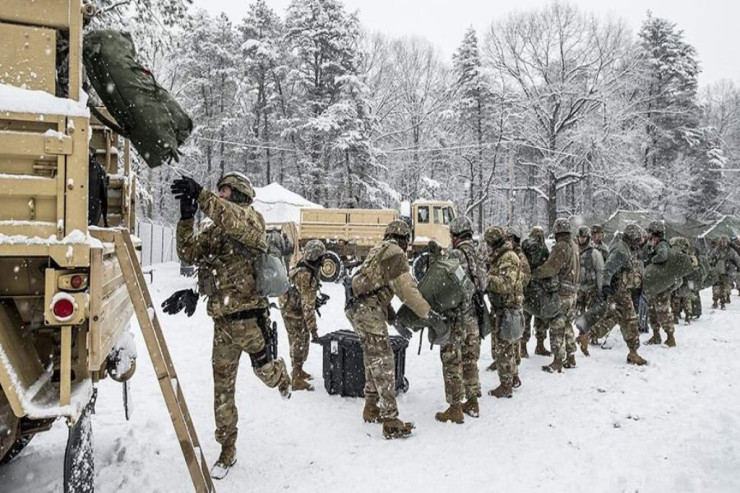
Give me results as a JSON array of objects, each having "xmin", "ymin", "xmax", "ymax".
[{"xmin": 113, "ymin": 229, "xmax": 215, "ymax": 493}]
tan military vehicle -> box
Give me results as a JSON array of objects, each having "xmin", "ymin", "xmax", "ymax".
[
  {"xmin": 0, "ymin": 2, "xmax": 212, "ymax": 492},
  {"xmin": 297, "ymin": 200, "xmax": 456, "ymax": 281}
]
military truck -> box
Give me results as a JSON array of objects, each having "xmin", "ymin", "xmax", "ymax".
[
  {"xmin": 0, "ymin": 2, "xmax": 212, "ymax": 492},
  {"xmin": 297, "ymin": 200, "xmax": 456, "ymax": 281}
]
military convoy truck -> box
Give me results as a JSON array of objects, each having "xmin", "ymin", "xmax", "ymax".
[
  {"xmin": 297, "ymin": 200, "xmax": 456, "ymax": 281},
  {"xmin": 0, "ymin": 2, "xmax": 212, "ymax": 492}
]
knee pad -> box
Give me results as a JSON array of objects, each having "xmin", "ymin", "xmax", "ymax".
[{"xmin": 249, "ymin": 346, "xmax": 272, "ymax": 369}]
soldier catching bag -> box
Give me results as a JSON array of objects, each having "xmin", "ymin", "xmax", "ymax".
[
  {"xmin": 643, "ymin": 247, "xmax": 696, "ymax": 298},
  {"xmin": 83, "ymin": 30, "xmax": 192, "ymax": 168}
]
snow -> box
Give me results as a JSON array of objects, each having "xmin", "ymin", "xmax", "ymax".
[
  {"xmin": 43, "ymin": 129, "xmax": 66, "ymax": 140},
  {"xmin": 252, "ymin": 182, "xmax": 322, "ymax": 224},
  {"xmin": 0, "ymin": 228, "xmax": 104, "ymax": 248},
  {"xmin": 1, "ymin": 262, "xmax": 739, "ymax": 492},
  {"xmin": 0, "ymin": 83, "xmax": 89, "ymax": 117}
]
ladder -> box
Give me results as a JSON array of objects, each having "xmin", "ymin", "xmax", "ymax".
[{"xmin": 113, "ymin": 229, "xmax": 215, "ymax": 493}]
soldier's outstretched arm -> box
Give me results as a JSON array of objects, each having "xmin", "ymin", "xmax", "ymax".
[
  {"xmin": 176, "ymin": 218, "xmax": 205, "ymax": 265},
  {"xmin": 389, "ymin": 272, "xmax": 431, "ymax": 319},
  {"xmin": 533, "ymin": 243, "xmax": 565, "ymax": 279},
  {"xmin": 488, "ymin": 253, "xmax": 520, "ymax": 294},
  {"xmin": 197, "ymin": 189, "xmax": 267, "ymax": 252}
]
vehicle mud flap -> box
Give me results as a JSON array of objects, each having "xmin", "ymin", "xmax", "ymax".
[
  {"xmin": 64, "ymin": 401, "xmax": 95, "ymax": 493},
  {"xmin": 123, "ymin": 380, "xmax": 133, "ymax": 421}
]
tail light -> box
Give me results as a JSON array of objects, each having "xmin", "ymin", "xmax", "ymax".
[
  {"xmin": 50, "ymin": 293, "xmax": 76, "ymax": 322},
  {"xmin": 58, "ymin": 273, "xmax": 89, "ymax": 291}
]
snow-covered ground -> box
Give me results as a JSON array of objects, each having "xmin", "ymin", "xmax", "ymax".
[{"xmin": 2, "ymin": 262, "xmax": 739, "ymax": 492}]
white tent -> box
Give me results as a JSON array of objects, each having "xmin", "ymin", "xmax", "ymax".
[{"xmin": 252, "ymin": 182, "xmax": 322, "ymax": 224}]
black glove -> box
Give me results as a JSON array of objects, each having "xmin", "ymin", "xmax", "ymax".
[
  {"xmin": 601, "ymin": 285, "xmax": 615, "ymax": 299},
  {"xmin": 171, "ymin": 177, "xmax": 203, "ymax": 201},
  {"xmin": 315, "ymin": 293, "xmax": 330, "ymax": 311},
  {"xmin": 161, "ymin": 289, "xmax": 199, "ymax": 317},
  {"xmin": 393, "ymin": 320, "xmax": 413, "ymax": 340},
  {"xmin": 179, "ymin": 196, "xmax": 198, "ymax": 220}
]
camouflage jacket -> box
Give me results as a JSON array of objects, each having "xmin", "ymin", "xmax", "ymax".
[
  {"xmin": 279, "ymin": 262, "xmax": 319, "ymax": 333},
  {"xmin": 448, "ymin": 239, "xmax": 486, "ymax": 292},
  {"xmin": 579, "ymin": 242, "xmax": 604, "ymax": 292},
  {"xmin": 533, "ymin": 233, "xmax": 580, "ymax": 295},
  {"xmin": 512, "ymin": 244, "xmax": 531, "ymax": 289},
  {"xmin": 710, "ymin": 245, "xmax": 740, "ymax": 275},
  {"xmin": 602, "ymin": 238, "xmax": 641, "ymax": 291},
  {"xmin": 593, "ymin": 241, "xmax": 609, "ymax": 262},
  {"xmin": 522, "ymin": 237, "xmax": 549, "ymax": 270},
  {"xmin": 486, "ymin": 244, "xmax": 523, "ymax": 310},
  {"xmin": 176, "ymin": 189, "xmax": 268, "ymax": 318},
  {"xmin": 648, "ymin": 239, "xmax": 670, "ymax": 265},
  {"xmin": 352, "ymin": 239, "xmax": 430, "ymax": 320}
]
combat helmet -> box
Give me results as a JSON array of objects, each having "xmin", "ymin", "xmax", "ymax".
[
  {"xmin": 303, "ymin": 239, "xmax": 326, "ymax": 262},
  {"xmin": 670, "ymin": 236, "xmax": 690, "ymax": 251},
  {"xmin": 449, "ymin": 216, "xmax": 473, "ymax": 237},
  {"xmin": 552, "ymin": 218, "xmax": 571, "ymax": 235},
  {"xmin": 591, "ymin": 224, "xmax": 604, "ymax": 235},
  {"xmin": 577, "ymin": 226, "xmax": 591, "ymax": 239},
  {"xmin": 385, "ymin": 219, "xmax": 411, "ymax": 240},
  {"xmin": 647, "ymin": 220, "xmax": 665, "ymax": 236},
  {"xmin": 623, "ymin": 224, "xmax": 645, "ymax": 244},
  {"xmin": 530, "ymin": 226, "xmax": 545, "ymax": 241},
  {"xmin": 506, "ymin": 226, "xmax": 522, "ymax": 243},
  {"xmin": 218, "ymin": 171, "xmax": 255, "ymax": 203},
  {"xmin": 484, "ymin": 226, "xmax": 506, "ymax": 247}
]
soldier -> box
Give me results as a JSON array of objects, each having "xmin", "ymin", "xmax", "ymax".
[
  {"xmin": 591, "ymin": 224, "xmax": 609, "ymax": 262},
  {"xmin": 345, "ymin": 220, "xmax": 443, "ymax": 439},
  {"xmin": 278, "ymin": 240, "xmax": 326, "ymax": 392},
  {"xmin": 710, "ymin": 236, "xmax": 740, "ymax": 309},
  {"xmin": 574, "ymin": 226, "xmax": 604, "ymax": 355},
  {"xmin": 645, "ymin": 221, "xmax": 676, "ymax": 347},
  {"xmin": 670, "ymin": 237, "xmax": 699, "ymax": 324},
  {"xmin": 521, "ymin": 226, "xmax": 552, "ymax": 357},
  {"xmin": 507, "ymin": 227, "xmax": 531, "ymax": 359},
  {"xmin": 533, "ymin": 218, "xmax": 580, "ymax": 373},
  {"xmin": 485, "ymin": 226, "xmax": 524, "ymax": 398},
  {"xmin": 575, "ymin": 224, "xmax": 648, "ymax": 366},
  {"xmin": 434, "ymin": 217, "xmax": 483, "ymax": 422},
  {"xmin": 169, "ymin": 172, "xmax": 291, "ymax": 479}
]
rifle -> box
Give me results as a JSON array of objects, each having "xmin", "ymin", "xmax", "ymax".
[{"xmin": 315, "ymin": 292, "xmax": 330, "ymax": 317}]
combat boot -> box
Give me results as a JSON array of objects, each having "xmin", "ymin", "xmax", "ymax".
[
  {"xmin": 435, "ymin": 404, "xmax": 465, "ymax": 424},
  {"xmin": 563, "ymin": 354, "xmax": 577, "ymax": 369},
  {"xmin": 627, "ymin": 350, "xmax": 648, "ymax": 366},
  {"xmin": 519, "ymin": 340, "xmax": 529, "ymax": 359},
  {"xmin": 576, "ymin": 333, "xmax": 590, "ymax": 356},
  {"xmin": 382, "ymin": 418, "xmax": 415, "ymax": 439},
  {"xmin": 542, "ymin": 358, "xmax": 563, "ymax": 373},
  {"xmin": 462, "ymin": 397, "xmax": 479, "ymax": 418},
  {"xmin": 297, "ymin": 367, "xmax": 313, "ymax": 381},
  {"xmin": 486, "ymin": 361, "xmax": 497, "ymax": 372},
  {"xmin": 292, "ymin": 375, "xmax": 314, "ymax": 391},
  {"xmin": 363, "ymin": 396, "xmax": 380, "ymax": 423},
  {"xmin": 210, "ymin": 444, "xmax": 237, "ymax": 480},
  {"xmin": 512, "ymin": 375, "xmax": 522, "ymax": 389},
  {"xmin": 720, "ymin": 302, "xmax": 726, "ymax": 310},
  {"xmin": 712, "ymin": 300, "xmax": 719, "ymax": 309},
  {"xmin": 665, "ymin": 333, "xmax": 676, "ymax": 347},
  {"xmin": 534, "ymin": 339, "xmax": 552, "ymax": 356},
  {"xmin": 646, "ymin": 330, "xmax": 661, "ymax": 345},
  {"xmin": 488, "ymin": 383, "xmax": 513, "ymax": 398}
]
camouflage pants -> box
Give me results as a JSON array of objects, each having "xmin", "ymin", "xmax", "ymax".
[
  {"xmin": 522, "ymin": 312, "xmax": 548, "ymax": 343},
  {"xmin": 212, "ymin": 315, "xmax": 288, "ymax": 447},
  {"xmin": 648, "ymin": 290, "xmax": 675, "ymax": 335},
  {"xmin": 283, "ymin": 315, "xmax": 310, "ymax": 370},
  {"xmin": 713, "ymin": 275, "xmax": 731, "ymax": 304},
  {"xmin": 440, "ymin": 308, "xmax": 480, "ymax": 405},
  {"xmin": 345, "ymin": 303, "xmax": 398, "ymax": 421},
  {"xmin": 589, "ymin": 287, "xmax": 640, "ymax": 351},
  {"xmin": 548, "ymin": 295, "xmax": 576, "ymax": 363},
  {"xmin": 672, "ymin": 295, "xmax": 694, "ymax": 321},
  {"xmin": 492, "ymin": 311, "xmax": 519, "ymax": 386}
]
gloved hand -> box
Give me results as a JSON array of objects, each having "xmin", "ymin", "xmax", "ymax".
[
  {"xmin": 179, "ymin": 196, "xmax": 198, "ymax": 220},
  {"xmin": 393, "ymin": 320, "xmax": 413, "ymax": 340},
  {"xmin": 171, "ymin": 176, "xmax": 203, "ymax": 201},
  {"xmin": 426, "ymin": 310, "xmax": 450, "ymax": 345},
  {"xmin": 601, "ymin": 285, "xmax": 615, "ymax": 299},
  {"xmin": 161, "ymin": 289, "xmax": 199, "ymax": 317}
]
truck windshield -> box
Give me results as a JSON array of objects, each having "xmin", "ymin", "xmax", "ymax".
[
  {"xmin": 417, "ymin": 206, "xmax": 429, "ymax": 224},
  {"xmin": 433, "ymin": 206, "xmax": 443, "ymax": 224},
  {"xmin": 442, "ymin": 207, "xmax": 453, "ymax": 225}
]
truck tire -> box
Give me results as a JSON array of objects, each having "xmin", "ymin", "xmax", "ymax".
[
  {"xmin": 64, "ymin": 401, "xmax": 94, "ymax": 493},
  {"xmin": 319, "ymin": 251, "xmax": 345, "ymax": 283},
  {"xmin": 0, "ymin": 435, "xmax": 34, "ymax": 465}
]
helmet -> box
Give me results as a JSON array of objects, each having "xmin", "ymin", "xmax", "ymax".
[
  {"xmin": 484, "ymin": 226, "xmax": 505, "ymax": 246},
  {"xmin": 591, "ymin": 224, "xmax": 604, "ymax": 234},
  {"xmin": 218, "ymin": 171, "xmax": 255, "ymax": 202},
  {"xmin": 623, "ymin": 224, "xmax": 645, "ymax": 243},
  {"xmin": 647, "ymin": 220, "xmax": 665, "ymax": 236},
  {"xmin": 303, "ymin": 240, "xmax": 326, "ymax": 262},
  {"xmin": 530, "ymin": 226, "xmax": 545, "ymax": 240},
  {"xmin": 670, "ymin": 237, "xmax": 689, "ymax": 250},
  {"xmin": 720, "ymin": 235, "xmax": 730, "ymax": 246},
  {"xmin": 577, "ymin": 226, "xmax": 591, "ymax": 238},
  {"xmin": 385, "ymin": 219, "xmax": 411, "ymax": 240},
  {"xmin": 553, "ymin": 218, "xmax": 571, "ymax": 235},
  {"xmin": 449, "ymin": 216, "xmax": 473, "ymax": 236},
  {"xmin": 505, "ymin": 226, "xmax": 522, "ymax": 242}
]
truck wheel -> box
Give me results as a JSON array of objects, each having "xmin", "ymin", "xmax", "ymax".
[
  {"xmin": 319, "ymin": 251, "xmax": 345, "ymax": 283},
  {"xmin": 412, "ymin": 253, "xmax": 430, "ymax": 282},
  {"xmin": 0, "ymin": 435, "xmax": 33, "ymax": 465},
  {"xmin": 64, "ymin": 402, "xmax": 94, "ymax": 493}
]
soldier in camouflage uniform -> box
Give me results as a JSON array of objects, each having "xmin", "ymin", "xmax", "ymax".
[
  {"xmin": 710, "ymin": 236, "xmax": 740, "ymax": 309},
  {"xmin": 434, "ymin": 217, "xmax": 483, "ymax": 422},
  {"xmin": 533, "ymin": 218, "xmax": 580, "ymax": 373},
  {"xmin": 485, "ymin": 226, "xmax": 524, "ymax": 398},
  {"xmin": 645, "ymin": 221, "xmax": 676, "ymax": 347},
  {"xmin": 507, "ymin": 227, "xmax": 531, "ymax": 363},
  {"xmin": 670, "ymin": 237, "xmax": 699, "ymax": 324},
  {"xmin": 576, "ymin": 224, "xmax": 648, "ymax": 366},
  {"xmin": 591, "ymin": 224, "xmax": 609, "ymax": 262},
  {"xmin": 279, "ymin": 240, "xmax": 326, "ymax": 392},
  {"xmin": 345, "ymin": 220, "xmax": 443, "ymax": 439},
  {"xmin": 171, "ymin": 172, "xmax": 291, "ymax": 479},
  {"xmin": 574, "ymin": 226, "xmax": 604, "ymax": 355},
  {"xmin": 521, "ymin": 226, "xmax": 552, "ymax": 357}
]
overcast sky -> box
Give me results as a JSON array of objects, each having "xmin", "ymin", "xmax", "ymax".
[{"xmin": 192, "ymin": 0, "xmax": 737, "ymax": 86}]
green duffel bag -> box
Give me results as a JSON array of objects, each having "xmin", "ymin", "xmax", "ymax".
[
  {"xmin": 523, "ymin": 278, "xmax": 561, "ymax": 320},
  {"xmin": 417, "ymin": 258, "xmax": 476, "ymax": 314},
  {"xmin": 643, "ymin": 246, "xmax": 696, "ymax": 298},
  {"xmin": 83, "ymin": 30, "xmax": 192, "ymax": 168}
]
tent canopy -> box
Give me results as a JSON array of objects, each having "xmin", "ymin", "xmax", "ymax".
[{"xmin": 252, "ymin": 182, "xmax": 322, "ymax": 224}]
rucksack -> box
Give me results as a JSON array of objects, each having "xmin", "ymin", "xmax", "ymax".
[
  {"xmin": 417, "ymin": 258, "xmax": 476, "ymax": 314},
  {"xmin": 83, "ymin": 30, "xmax": 192, "ymax": 168},
  {"xmin": 229, "ymin": 238, "xmax": 289, "ymax": 298},
  {"xmin": 643, "ymin": 246, "xmax": 696, "ymax": 298}
]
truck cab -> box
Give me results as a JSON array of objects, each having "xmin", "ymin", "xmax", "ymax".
[{"xmin": 410, "ymin": 200, "xmax": 456, "ymax": 250}]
